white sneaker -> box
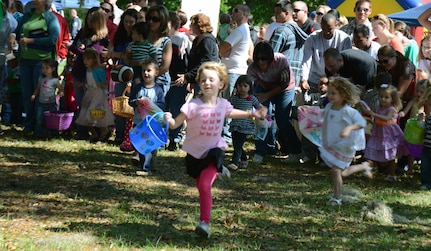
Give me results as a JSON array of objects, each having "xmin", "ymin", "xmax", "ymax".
[
  {"xmin": 195, "ymin": 221, "xmax": 210, "ymax": 238},
  {"xmin": 299, "ymin": 156, "xmax": 311, "ymax": 164},
  {"xmin": 282, "ymin": 153, "xmax": 301, "ymax": 164},
  {"xmin": 219, "ymin": 166, "xmax": 231, "ymax": 179},
  {"xmin": 227, "ymin": 163, "xmax": 238, "ymax": 170},
  {"xmin": 253, "ymin": 154, "xmax": 263, "ymax": 164}
]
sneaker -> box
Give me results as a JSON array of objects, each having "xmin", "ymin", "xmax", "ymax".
[
  {"xmin": 253, "ymin": 154, "xmax": 263, "ymax": 164},
  {"xmin": 327, "ymin": 197, "xmax": 342, "ymax": 206},
  {"xmin": 195, "ymin": 221, "xmax": 210, "ymax": 238},
  {"xmin": 131, "ymin": 153, "xmax": 140, "ymax": 166},
  {"xmin": 282, "ymin": 153, "xmax": 302, "ymax": 164},
  {"xmin": 299, "ymin": 156, "xmax": 311, "ymax": 164},
  {"xmin": 218, "ymin": 166, "xmax": 231, "ymax": 179},
  {"xmin": 384, "ymin": 175, "xmax": 397, "ymax": 181},
  {"xmin": 136, "ymin": 170, "xmax": 150, "ymax": 176},
  {"xmin": 227, "ymin": 163, "xmax": 238, "ymax": 170},
  {"xmin": 239, "ymin": 160, "xmax": 248, "ymax": 168}
]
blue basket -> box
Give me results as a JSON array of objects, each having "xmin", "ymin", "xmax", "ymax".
[{"xmin": 130, "ymin": 112, "xmax": 168, "ymax": 154}]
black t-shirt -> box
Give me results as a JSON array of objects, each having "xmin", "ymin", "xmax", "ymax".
[{"xmin": 301, "ymin": 19, "xmax": 321, "ymax": 35}]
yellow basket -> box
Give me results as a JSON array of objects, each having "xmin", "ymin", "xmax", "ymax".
[
  {"xmin": 112, "ymin": 89, "xmax": 134, "ymax": 119},
  {"xmin": 89, "ymin": 109, "xmax": 106, "ymax": 119}
]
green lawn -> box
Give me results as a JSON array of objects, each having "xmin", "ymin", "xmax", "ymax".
[{"xmin": 1, "ymin": 125, "xmax": 430, "ymax": 250}]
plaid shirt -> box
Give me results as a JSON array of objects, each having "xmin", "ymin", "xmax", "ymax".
[{"xmin": 269, "ymin": 22, "xmax": 308, "ymax": 86}]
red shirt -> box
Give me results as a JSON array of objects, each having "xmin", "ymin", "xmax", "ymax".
[
  {"xmin": 52, "ymin": 11, "xmax": 70, "ymax": 60},
  {"xmin": 107, "ymin": 20, "xmax": 118, "ymax": 47}
]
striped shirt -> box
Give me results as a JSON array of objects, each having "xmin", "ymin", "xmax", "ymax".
[
  {"xmin": 128, "ymin": 40, "xmax": 157, "ymax": 61},
  {"xmin": 229, "ymin": 95, "xmax": 261, "ymax": 134}
]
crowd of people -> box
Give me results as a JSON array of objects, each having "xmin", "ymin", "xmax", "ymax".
[{"xmin": 1, "ymin": 0, "xmax": 431, "ymax": 239}]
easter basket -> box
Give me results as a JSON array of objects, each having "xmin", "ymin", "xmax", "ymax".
[{"xmin": 112, "ymin": 88, "xmax": 134, "ymax": 119}]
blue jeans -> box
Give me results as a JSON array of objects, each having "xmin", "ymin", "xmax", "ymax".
[
  {"xmin": 166, "ymin": 85, "xmax": 188, "ymax": 142},
  {"xmin": 231, "ymin": 131, "xmax": 248, "ymax": 165},
  {"xmin": 254, "ymin": 86, "xmax": 301, "ymax": 157},
  {"xmin": 34, "ymin": 101, "xmax": 57, "ymax": 137},
  {"xmin": 114, "ymin": 82, "xmax": 128, "ymax": 143},
  {"xmin": 20, "ymin": 59, "xmax": 43, "ymax": 132},
  {"xmin": 222, "ymin": 73, "xmax": 241, "ymax": 140},
  {"xmin": 421, "ymin": 146, "xmax": 431, "ymax": 187}
]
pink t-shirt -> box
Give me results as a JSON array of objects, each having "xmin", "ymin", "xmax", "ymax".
[{"xmin": 181, "ymin": 97, "xmax": 233, "ymax": 159}]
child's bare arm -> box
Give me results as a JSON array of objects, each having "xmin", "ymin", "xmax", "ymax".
[
  {"xmin": 340, "ymin": 123, "xmax": 363, "ymax": 138},
  {"xmin": 164, "ymin": 112, "xmax": 187, "ymax": 130},
  {"xmin": 31, "ymin": 83, "xmax": 41, "ymax": 101},
  {"xmin": 369, "ymin": 108, "xmax": 396, "ymax": 121},
  {"xmin": 227, "ymin": 106, "xmax": 268, "ymax": 119},
  {"xmin": 399, "ymin": 100, "xmax": 413, "ymax": 118}
]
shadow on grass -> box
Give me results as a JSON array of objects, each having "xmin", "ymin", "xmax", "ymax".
[{"xmin": 1, "ymin": 132, "xmax": 431, "ymax": 249}]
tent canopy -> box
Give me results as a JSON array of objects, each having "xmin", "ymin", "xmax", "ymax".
[
  {"xmin": 388, "ymin": 3, "xmax": 431, "ymax": 26},
  {"xmin": 327, "ymin": 0, "xmax": 423, "ymax": 17}
]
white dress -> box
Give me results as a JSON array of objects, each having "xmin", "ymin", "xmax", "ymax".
[{"xmin": 319, "ymin": 104, "xmax": 366, "ymax": 169}]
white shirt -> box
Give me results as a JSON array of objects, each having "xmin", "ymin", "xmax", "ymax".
[{"xmin": 221, "ymin": 23, "xmax": 250, "ymax": 75}]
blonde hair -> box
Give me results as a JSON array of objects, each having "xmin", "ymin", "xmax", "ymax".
[
  {"xmin": 328, "ymin": 77, "xmax": 361, "ymax": 106},
  {"xmin": 196, "ymin": 62, "xmax": 229, "ymax": 92},
  {"xmin": 89, "ymin": 8, "xmax": 108, "ymax": 41},
  {"xmin": 372, "ymin": 14, "xmax": 395, "ymax": 34},
  {"xmin": 379, "ymin": 84, "xmax": 403, "ymax": 111}
]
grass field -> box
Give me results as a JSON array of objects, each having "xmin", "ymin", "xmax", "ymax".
[{"xmin": 1, "ymin": 125, "xmax": 431, "ymax": 250}]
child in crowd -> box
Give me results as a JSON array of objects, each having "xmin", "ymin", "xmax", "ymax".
[
  {"xmin": 359, "ymin": 84, "xmax": 406, "ymax": 182},
  {"xmin": 31, "ymin": 59, "xmax": 63, "ymax": 138},
  {"xmin": 61, "ymin": 53, "xmax": 78, "ymax": 112},
  {"xmin": 163, "ymin": 62, "xmax": 267, "ymax": 238},
  {"xmin": 417, "ymin": 35, "xmax": 431, "ymax": 74},
  {"xmin": 399, "ymin": 79, "xmax": 431, "ymax": 172},
  {"xmin": 319, "ymin": 77, "xmax": 371, "ymax": 206},
  {"xmin": 75, "ymin": 48, "xmax": 114, "ymax": 142},
  {"xmin": 301, "ymin": 77, "xmax": 328, "ymax": 164},
  {"xmin": 129, "ymin": 59, "xmax": 165, "ymax": 176},
  {"xmin": 419, "ymin": 88, "xmax": 431, "ymax": 190},
  {"xmin": 6, "ymin": 54, "xmax": 22, "ymax": 126},
  {"xmin": 125, "ymin": 22, "xmax": 157, "ymax": 85},
  {"xmin": 217, "ymin": 13, "xmax": 232, "ymax": 42},
  {"xmin": 227, "ymin": 75, "xmax": 263, "ymax": 170}
]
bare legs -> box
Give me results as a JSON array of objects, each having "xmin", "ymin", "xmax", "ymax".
[{"xmin": 331, "ymin": 162, "xmax": 373, "ymax": 200}]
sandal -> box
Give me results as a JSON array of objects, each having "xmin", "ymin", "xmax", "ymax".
[
  {"xmin": 327, "ymin": 197, "xmax": 342, "ymax": 206},
  {"xmin": 362, "ymin": 162, "xmax": 373, "ymax": 179}
]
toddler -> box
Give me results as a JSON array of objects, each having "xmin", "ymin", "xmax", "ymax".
[
  {"xmin": 227, "ymin": 75, "xmax": 263, "ymax": 170},
  {"xmin": 164, "ymin": 62, "xmax": 267, "ymax": 238},
  {"xmin": 129, "ymin": 59, "xmax": 165, "ymax": 175},
  {"xmin": 31, "ymin": 59, "xmax": 63, "ymax": 138},
  {"xmin": 125, "ymin": 22, "xmax": 157, "ymax": 85},
  {"xmin": 319, "ymin": 77, "xmax": 372, "ymax": 206}
]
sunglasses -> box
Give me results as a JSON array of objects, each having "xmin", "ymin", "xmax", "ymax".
[
  {"xmin": 356, "ymin": 7, "xmax": 369, "ymax": 12},
  {"xmin": 101, "ymin": 7, "xmax": 111, "ymax": 13},
  {"xmin": 293, "ymin": 9, "xmax": 303, "ymax": 13},
  {"xmin": 316, "ymin": 12, "xmax": 324, "ymax": 16},
  {"xmin": 148, "ymin": 16, "xmax": 161, "ymax": 22},
  {"xmin": 233, "ymin": 8, "xmax": 244, "ymax": 13}
]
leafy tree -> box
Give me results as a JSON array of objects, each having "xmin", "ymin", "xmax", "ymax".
[{"xmin": 115, "ymin": 0, "xmax": 327, "ymax": 25}]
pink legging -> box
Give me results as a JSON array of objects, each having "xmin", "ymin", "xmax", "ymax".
[{"xmin": 194, "ymin": 162, "xmax": 218, "ymax": 225}]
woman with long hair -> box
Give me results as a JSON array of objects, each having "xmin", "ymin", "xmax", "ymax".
[
  {"xmin": 69, "ymin": 7, "xmax": 109, "ymax": 139},
  {"xmin": 104, "ymin": 8, "xmax": 139, "ymax": 148},
  {"xmin": 371, "ymin": 14, "xmax": 404, "ymax": 55}
]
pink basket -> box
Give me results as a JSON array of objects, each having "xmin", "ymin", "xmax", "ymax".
[{"xmin": 44, "ymin": 111, "xmax": 74, "ymax": 130}]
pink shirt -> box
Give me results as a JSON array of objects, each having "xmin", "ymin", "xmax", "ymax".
[{"xmin": 181, "ymin": 97, "xmax": 233, "ymax": 159}]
